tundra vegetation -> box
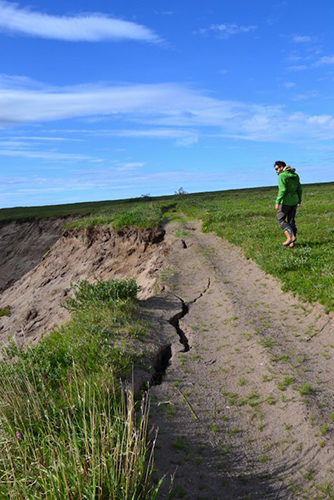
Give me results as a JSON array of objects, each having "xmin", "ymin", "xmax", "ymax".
[
  {"xmin": 0, "ymin": 279, "xmax": 163, "ymax": 499},
  {"xmin": 0, "ymin": 181, "xmax": 333, "ymax": 497}
]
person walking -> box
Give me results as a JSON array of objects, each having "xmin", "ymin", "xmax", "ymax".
[{"xmin": 274, "ymin": 161, "xmax": 302, "ymax": 247}]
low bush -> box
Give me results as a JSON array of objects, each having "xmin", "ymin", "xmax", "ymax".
[{"xmin": 63, "ymin": 278, "xmax": 138, "ymax": 312}]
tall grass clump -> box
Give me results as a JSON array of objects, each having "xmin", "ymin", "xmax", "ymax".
[
  {"xmin": 112, "ymin": 204, "xmax": 163, "ymax": 229},
  {"xmin": 66, "ymin": 203, "xmax": 164, "ymax": 231},
  {"xmin": 0, "ymin": 278, "xmax": 163, "ymax": 499}
]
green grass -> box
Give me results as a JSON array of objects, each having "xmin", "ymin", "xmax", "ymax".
[
  {"xmin": 0, "ymin": 306, "xmax": 10, "ymax": 317},
  {"xmin": 0, "ymin": 279, "xmax": 163, "ymax": 499},
  {"xmin": 66, "ymin": 203, "xmax": 165, "ymax": 231},
  {"xmin": 0, "ymin": 194, "xmax": 175, "ymax": 222},
  {"xmin": 277, "ymin": 376, "xmax": 294, "ymax": 391},
  {"xmin": 299, "ymin": 382, "xmax": 313, "ymax": 396}
]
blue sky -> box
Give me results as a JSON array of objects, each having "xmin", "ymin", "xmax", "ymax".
[{"xmin": 1, "ymin": 0, "xmax": 334, "ymax": 208}]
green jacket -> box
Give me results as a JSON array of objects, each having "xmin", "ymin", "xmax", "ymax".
[{"xmin": 276, "ymin": 170, "xmax": 302, "ymax": 206}]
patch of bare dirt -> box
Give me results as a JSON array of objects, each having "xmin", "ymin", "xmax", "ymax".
[
  {"xmin": 0, "ymin": 224, "xmax": 166, "ymax": 347},
  {"xmin": 0, "ymin": 217, "xmax": 74, "ymax": 293},
  {"xmin": 147, "ymin": 221, "xmax": 334, "ymax": 500}
]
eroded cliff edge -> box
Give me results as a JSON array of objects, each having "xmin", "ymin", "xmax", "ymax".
[{"xmin": 0, "ymin": 220, "xmax": 167, "ymax": 346}]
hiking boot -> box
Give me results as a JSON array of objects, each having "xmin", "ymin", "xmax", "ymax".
[
  {"xmin": 283, "ymin": 228, "xmax": 295, "ymax": 247},
  {"xmin": 289, "ymin": 233, "xmax": 296, "ymax": 247}
]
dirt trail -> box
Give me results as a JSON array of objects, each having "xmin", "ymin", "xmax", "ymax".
[{"xmin": 148, "ymin": 221, "xmax": 334, "ymax": 500}]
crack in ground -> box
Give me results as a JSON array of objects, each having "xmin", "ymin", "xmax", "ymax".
[
  {"xmin": 150, "ymin": 278, "xmax": 211, "ymax": 386},
  {"xmin": 170, "ymin": 277, "xmax": 211, "ymax": 351}
]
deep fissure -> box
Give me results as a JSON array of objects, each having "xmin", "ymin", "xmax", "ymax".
[
  {"xmin": 168, "ymin": 299, "xmax": 190, "ymax": 352},
  {"xmin": 150, "ymin": 278, "xmax": 211, "ymax": 386}
]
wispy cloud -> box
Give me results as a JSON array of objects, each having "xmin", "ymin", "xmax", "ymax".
[
  {"xmin": 293, "ymin": 35, "xmax": 314, "ymax": 43},
  {"xmin": 314, "ymin": 55, "xmax": 334, "ymax": 67},
  {"xmin": 114, "ymin": 162, "xmax": 145, "ymax": 171},
  {"xmin": 0, "ymin": 0, "xmax": 161, "ymax": 42},
  {"xmin": 195, "ymin": 23, "xmax": 257, "ymax": 39},
  {"xmin": 287, "ymin": 64, "xmax": 308, "ymax": 71},
  {"xmin": 292, "ymin": 90, "xmax": 318, "ymax": 101},
  {"xmin": 107, "ymin": 128, "xmax": 199, "ymax": 146},
  {"xmin": 0, "ymin": 73, "xmax": 46, "ymax": 89},
  {"xmin": 0, "ymin": 148, "xmax": 98, "ymax": 162},
  {"xmin": 283, "ymin": 82, "xmax": 296, "ymax": 88},
  {"xmin": 2, "ymin": 77, "xmax": 334, "ymax": 144}
]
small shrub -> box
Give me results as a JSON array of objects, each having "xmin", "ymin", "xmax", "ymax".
[
  {"xmin": 277, "ymin": 376, "xmax": 294, "ymax": 391},
  {"xmin": 0, "ymin": 306, "xmax": 10, "ymax": 317},
  {"xmin": 63, "ymin": 278, "xmax": 138, "ymax": 312},
  {"xmin": 112, "ymin": 204, "xmax": 163, "ymax": 229},
  {"xmin": 320, "ymin": 423, "xmax": 328, "ymax": 436},
  {"xmin": 299, "ymin": 383, "xmax": 313, "ymax": 396}
]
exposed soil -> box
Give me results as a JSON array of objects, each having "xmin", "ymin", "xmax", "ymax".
[
  {"xmin": 0, "ymin": 221, "xmax": 166, "ymax": 347},
  {"xmin": 1, "ymin": 217, "xmax": 334, "ymax": 499},
  {"xmin": 0, "ymin": 217, "xmax": 74, "ymax": 294}
]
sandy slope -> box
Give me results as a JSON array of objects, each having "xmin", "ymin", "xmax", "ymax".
[
  {"xmin": 0, "ymin": 217, "xmax": 74, "ymax": 293},
  {"xmin": 1, "ymin": 217, "xmax": 334, "ymax": 499},
  {"xmin": 0, "ymin": 223, "xmax": 166, "ymax": 347}
]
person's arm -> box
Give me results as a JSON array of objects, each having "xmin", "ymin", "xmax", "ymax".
[
  {"xmin": 275, "ymin": 174, "xmax": 286, "ymax": 206},
  {"xmin": 297, "ymin": 178, "xmax": 302, "ymax": 205}
]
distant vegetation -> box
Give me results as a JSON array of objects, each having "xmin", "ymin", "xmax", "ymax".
[
  {"xmin": 0, "ymin": 195, "xmax": 175, "ymax": 223},
  {"xmin": 65, "ymin": 203, "xmax": 167, "ymax": 231}
]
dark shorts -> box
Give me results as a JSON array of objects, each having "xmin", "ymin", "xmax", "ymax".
[{"xmin": 276, "ymin": 204, "xmax": 297, "ymax": 231}]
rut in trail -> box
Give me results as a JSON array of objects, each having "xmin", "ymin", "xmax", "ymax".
[{"xmin": 149, "ymin": 221, "xmax": 334, "ymax": 500}]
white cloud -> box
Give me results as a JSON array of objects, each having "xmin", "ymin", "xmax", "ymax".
[
  {"xmin": 107, "ymin": 128, "xmax": 199, "ymax": 146},
  {"xmin": 287, "ymin": 64, "xmax": 308, "ymax": 71},
  {"xmin": 293, "ymin": 35, "xmax": 313, "ymax": 43},
  {"xmin": 0, "ymin": 147, "xmax": 98, "ymax": 162},
  {"xmin": 0, "ymin": 0, "xmax": 161, "ymax": 42},
  {"xmin": 314, "ymin": 55, "xmax": 334, "ymax": 67},
  {"xmin": 2, "ymin": 78, "xmax": 334, "ymax": 145},
  {"xmin": 292, "ymin": 90, "xmax": 318, "ymax": 101},
  {"xmin": 196, "ymin": 23, "xmax": 257, "ymax": 39},
  {"xmin": 0, "ymin": 73, "xmax": 45, "ymax": 89},
  {"xmin": 115, "ymin": 162, "xmax": 145, "ymax": 171},
  {"xmin": 283, "ymin": 82, "xmax": 296, "ymax": 88}
]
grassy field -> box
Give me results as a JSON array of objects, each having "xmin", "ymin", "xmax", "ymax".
[{"xmin": 0, "ymin": 195, "xmax": 175, "ymax": 223}]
